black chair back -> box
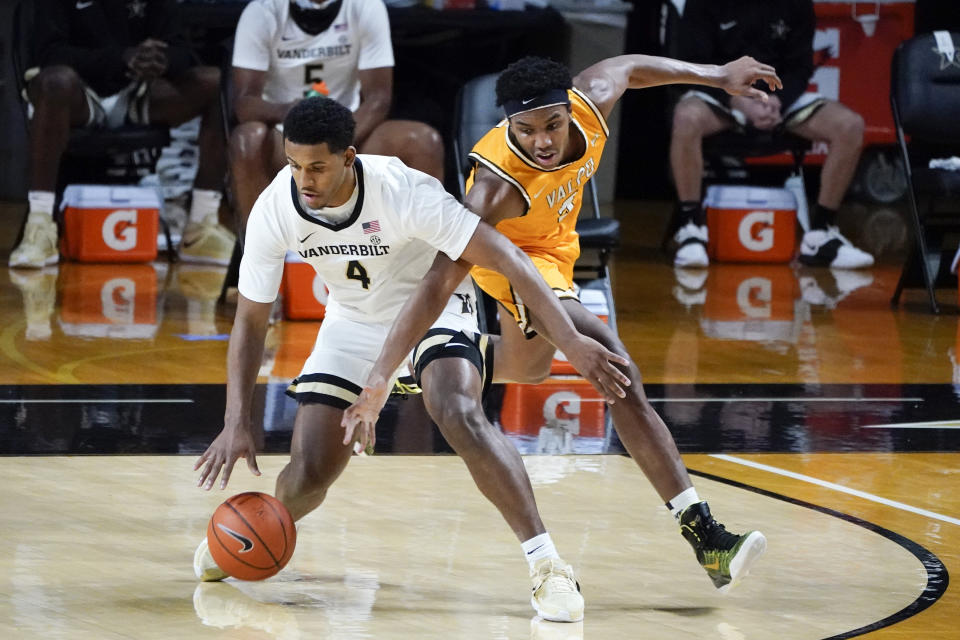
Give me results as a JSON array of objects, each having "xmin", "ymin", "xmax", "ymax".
[
  {"xmin": 889, "ymin": 31, "xmax": 960, "ymax": 313},
  {"xmin": 892, "ymin": 32, "xmax": 960, "ymax": 145},
  {"xmin": 452, "ymin": 73, "xmax": 501, "ymax": 200}
]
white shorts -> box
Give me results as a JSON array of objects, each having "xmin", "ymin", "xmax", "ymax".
[
  {"xmin": 286, "ymin": 278, "xmax": 480, "ymax": 408},
  {"xmin": 26, "ymin": 76, "xmax": 150, "ymax": 128},
  {"xmin": 680, "ymin": 89, "xmax": 828, "ymax": 130}
]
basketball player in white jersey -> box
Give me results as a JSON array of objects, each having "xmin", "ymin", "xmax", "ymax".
[
  {"xmin": 193, "ymin": 97, "xmax": 630, "ymax": 622},
  {"xmin": 229, "ymin": 0, "xmax": 444, "ymax": 238}
]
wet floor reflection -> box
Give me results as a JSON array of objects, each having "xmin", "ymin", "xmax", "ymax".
[{"xmin": 1, "ymin": 381, "xmax": 958, "ymax": 455}]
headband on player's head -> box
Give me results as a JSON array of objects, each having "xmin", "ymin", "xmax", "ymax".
[{"xmin": 502, "ymin": 89, "xmax": 571, "ymax": 119}]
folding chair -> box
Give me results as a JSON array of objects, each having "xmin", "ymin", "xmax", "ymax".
[
  {"xmin": 452, "ymin": 73, "xmax": 621, "ymax": 332},
  {"xmin": 889, "ymin": 31, "xmax": 960, "ymax": 313}
]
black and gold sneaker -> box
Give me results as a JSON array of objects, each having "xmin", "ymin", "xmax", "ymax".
[{"xmin": 679, "ymin": 501, "xmax": 766, "ymax": 593}]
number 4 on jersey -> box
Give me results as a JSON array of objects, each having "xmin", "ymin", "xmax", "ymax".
[{"xmin": 346, "ymin": 260, "xmax": 370, "ymax": 289}]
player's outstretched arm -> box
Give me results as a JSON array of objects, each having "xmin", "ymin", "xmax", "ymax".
[
  {"xmin": 194, "ymin": 294, "xmax": 272, "ymax": 490},
  {"xmin": 574, "ymin": 54, "xmax": 782, "ymax": 120}
]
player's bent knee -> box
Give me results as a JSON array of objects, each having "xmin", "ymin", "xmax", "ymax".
[
  {"xmin": 187, "ymin": 65, "xmax": 221, "ymax": 101},
  {"xmin": 671, "ymin": 100, "xmax": 710, "ymax": 137},
  {"xmin": 841, "ymin": 112, "xmax": 865, "ymax": 145},
  {"xmin": 407, "ymin": 123, "xmax": 443, "ymax": 155},
  {"xmin": 229, "ymin": 122, "xmax": 271, "ymax": 163},
  {"xmin": 429, "ymin": 399, "xmax": 489, "ymax": 441},
  {"xmin": 30, "ymin": 65, "xmax": 83, "ymax": 100}
]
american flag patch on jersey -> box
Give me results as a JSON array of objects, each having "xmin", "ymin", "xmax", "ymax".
[
  {"xmin": 362, "ymin": 220, "xmax": 381, "ymax": 234},
  {"xmin": 334, "ymin": 22, "xmax": 348, "ymax": 32}
]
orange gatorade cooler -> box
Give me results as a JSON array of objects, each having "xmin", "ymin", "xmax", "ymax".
[
  {"xmin": 59, "ymin": 263, "xmax": 159, "ymax": 339},
  {"xmin": 705, "ymin": 185, "xmax": 797, "ymax": 263},
  {"xmin": 60, "ymin": 185, "xmax": 160, "ymax": 263},
  {"xmin": 500, "ymin": 379, "xmax": 606, "ymax": 439},
  {"xmin": 281, "ymin": 252, "xmax": 328, "ymax": 320}
]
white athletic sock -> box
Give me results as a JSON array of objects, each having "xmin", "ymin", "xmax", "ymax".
[
  {"xmin": 522, "ymin": 532, "xmax": 559, "ymax": 570},
  {"xmin": 668, "ymin": 487, "xmax": 701, "ymax": 520},
  {"xmin": 189, "ymin": 189, "xmax": 222, "ymax": 224},
  {"xmin": 28, "ymin": 191, "xmax": 56, "ymax": 218}
]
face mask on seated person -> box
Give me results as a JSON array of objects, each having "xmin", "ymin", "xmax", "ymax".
[{"xmin": 290, "ymin": 0, "xmax": 344, "ymax": 36}]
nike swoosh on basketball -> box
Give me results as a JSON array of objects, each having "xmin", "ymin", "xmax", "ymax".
[
  {"xmin": 217, "ymin": 523, "xmax": 254, "ymax": 553},
  {"xmin": 299, "ymin": 232, "xmax": 316, "ymax": 243},
  {"xmin": 76, "ymin": 0, "xmax": 94, "ymax": 8}
]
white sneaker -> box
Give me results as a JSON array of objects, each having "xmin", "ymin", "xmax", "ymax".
[
  {"xmin": 9, "ymin": 213, "xmax": 59, "ymax": 269},
  {"xmin": 673, "ymin": 222, "xmax": 709, "ymax": 268},
  {"xmin": 194, "ymin": 538, "xmax": 228, "ymax": 582},
  {"xmin": 530, "ymin": 557, "xmax": 584, "ymax": 623},
  {"xmin": 799, "ymin": 227, "xmax": 874, "ymax": 269},
  {"xmin": 179, "ymin": 215, "xmax": 236, "ymax": 266}
]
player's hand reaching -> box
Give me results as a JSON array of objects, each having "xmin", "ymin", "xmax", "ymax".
[
  {"xmin": 194, "ymin": 427, "xmax": 261, "ymax": 490},
  {"xmin": 562, "ymin": 336, "xmax": 631, "ymax": 404},
  {"xmin": 718, "ymin": 56, "xmax": 783, "ymax": 102},
  {"xmin": 341, "ymin": 376, "xmax": 390, "ymax": 451}
]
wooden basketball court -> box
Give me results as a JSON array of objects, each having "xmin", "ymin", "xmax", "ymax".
[{"xmin": 0, "ymin": 201, "xmax": 957, "ymax": 639}]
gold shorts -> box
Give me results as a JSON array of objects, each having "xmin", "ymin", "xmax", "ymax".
[{"xmin": 471, "ymin": 254, "xmax": 578, "ymax": 338}]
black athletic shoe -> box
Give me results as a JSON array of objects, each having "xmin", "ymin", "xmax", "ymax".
[{"xmin": 679, "ymin": 502, "xmax": 767, "ymax": 593}]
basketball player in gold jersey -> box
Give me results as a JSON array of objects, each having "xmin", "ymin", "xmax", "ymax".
[{"xmin": 343, "ymin": 54, "xmax": 782, "ymax": 608}]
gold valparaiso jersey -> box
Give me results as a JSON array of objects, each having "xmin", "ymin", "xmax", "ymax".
[{"xmin": 466, "ymin": 87, "xmax": 609, "ymax": 265}]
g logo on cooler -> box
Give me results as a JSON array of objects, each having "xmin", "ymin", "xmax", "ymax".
[
  {"xmin": 738, "ymin": 210, "xmax": 774, "ymax": 252},
  {"xmin": 102, "ymin": 209, "xmax": 138, "ymax": 251}
]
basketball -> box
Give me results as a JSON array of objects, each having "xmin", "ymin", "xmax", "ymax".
[{"xmin": 206, "ymin": 492, "xmax": 296, "ymax": 581}]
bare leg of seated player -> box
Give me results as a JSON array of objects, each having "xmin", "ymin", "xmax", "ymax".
[
  {"xmin": 668, "ymin": 96, "xmax": 732, "ymax": 269},
  {"xmin": 150, "ymin": 67, "xmax": 235, "ymax": 266},
  {"xmin": 9, "ymin": 66, "xmax": 90, "ymax": 269},
  {"xmin": 791, "ymin": 101, "xmax": 872, "ymax": 269},
  {"xmin": 229, "ymin": 123, "xmax": 287, "ymax": 242}
]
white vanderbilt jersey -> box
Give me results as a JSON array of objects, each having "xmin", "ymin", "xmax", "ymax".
[
  {"xmin": 232, "ymin": 0, "xmax": 393, "ymax": 111},
  {"xmin": 240, "ymin": 155, "xmax": 481, "ymax": 325}
]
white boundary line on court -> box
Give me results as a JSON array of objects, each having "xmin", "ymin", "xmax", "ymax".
[
  {"xmin": 710, "ymin": 453, "xmax": 960, "ymax": 526},
  {"xmin": 862, "ymin": 419, "xmax": 960, "ymax": 429},
  {"xmin": 0, "ymin": 399, "xmax": 194, "ymax": 404}
]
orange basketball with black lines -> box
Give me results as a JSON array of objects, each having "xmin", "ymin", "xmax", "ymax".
[{"xmin": 207, "ymin": 492, "xmax": 296, "ymax": 581}]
